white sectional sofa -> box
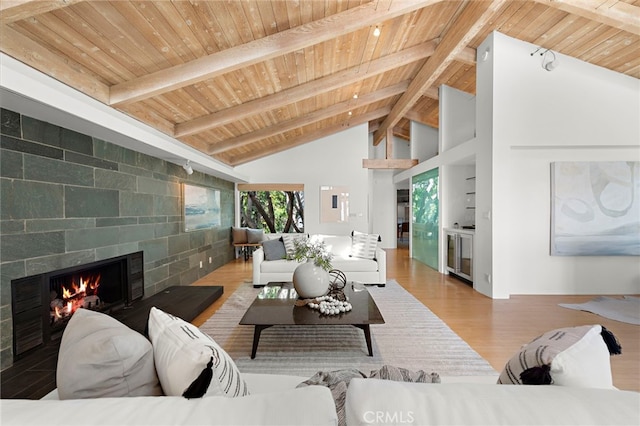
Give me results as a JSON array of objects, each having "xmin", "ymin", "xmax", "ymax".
[
  {"xmin": 253, "ymin": 234, "xmax": 386, "ymax": 286},
  {"xmin": 3, "ymin": 374, "xmax": 638, "ymax": 425}
]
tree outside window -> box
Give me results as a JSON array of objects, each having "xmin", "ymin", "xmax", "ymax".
[{"xmin": 240, "ymin": 190, "xmax": 304, "ymax": 233}]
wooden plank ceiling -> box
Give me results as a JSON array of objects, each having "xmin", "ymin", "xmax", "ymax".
[{"xmin": 1, "ymin": 0, "xmax": 638, "ymax": 167}]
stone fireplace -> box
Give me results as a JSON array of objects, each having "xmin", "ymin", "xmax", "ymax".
[{"xmin": 11, "ymin": 252, "xmax": 144, "ymax": 360}]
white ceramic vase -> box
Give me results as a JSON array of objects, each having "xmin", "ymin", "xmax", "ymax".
[{"xmin": 292, "ymin": 260, "xmax": 330, "ymax": 298}]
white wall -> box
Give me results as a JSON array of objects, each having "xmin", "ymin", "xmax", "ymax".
[
  {"xmin": 488, "ymin": 32, "xmax": 640, "ymax": 296},
  {"xmin": 410, "ymin": 121, "xmax": 438, "ymax": 161},
  {"xmin": 235, "ymin": 124, "xmax": 372, "ymax": 237},
  {"xmin": 393, "ymin": 136, "xmax": 411, "ymax": 159},
  {"xmin": 440, "ymin": 85, "xmax": 476, "ymax": 152},
  {"xmin": 370, "ymin": 169, "xmax": 398, "ymax": 249}
]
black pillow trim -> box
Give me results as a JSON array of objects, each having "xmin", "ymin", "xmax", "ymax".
[{"xmin": 182, "ymin": 357, "xmax": 213, "ymax": 399}]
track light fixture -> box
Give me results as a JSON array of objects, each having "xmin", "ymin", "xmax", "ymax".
[
  {"xmin": 530, "ymin": 47, "xmax": 559, "ymax": 71},
  {"xmin": 542, "ymin": 49, "xmax": 558, "ymax": 71},
  {"xmin": 183, "ymin": 160, "xmax": 193, "ymax": 175}
]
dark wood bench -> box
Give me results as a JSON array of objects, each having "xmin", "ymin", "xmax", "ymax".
[{"xmin": 234, "ymin": 243, "xmax": 261, "ymax": 260}]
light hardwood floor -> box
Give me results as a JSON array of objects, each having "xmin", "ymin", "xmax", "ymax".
[{"xmin": 192, "ymin": 248, "xmax": 640, "ymax": 392}]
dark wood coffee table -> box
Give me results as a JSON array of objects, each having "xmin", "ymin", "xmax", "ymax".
[{"xmin": 239, "ymin": 282, "xmax": 385, "ymax": 359}]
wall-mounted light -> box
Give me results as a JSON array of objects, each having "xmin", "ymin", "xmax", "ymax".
[
  {"xmin": 183, "ymin": 160, "xmax": 193, "ymax": 175},
  {"xmin": 373, "ymin": 26, "xmax": 380, "ymax": 37},
  {"xmin": 481, "ymin": 47, "xmax": 490, "ymax": 62},
  {"xmin": 531, "ymin": 47, "xmax": 559, "ymax": 71}
]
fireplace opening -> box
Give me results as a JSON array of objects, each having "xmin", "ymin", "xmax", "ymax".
[
  {"xmin": 48, "ymin": 261, "xmax": 124, "ymax": 335},
  {"xmin": 11, "ymin": 251, "xmax": 144, "ymax": 360}
]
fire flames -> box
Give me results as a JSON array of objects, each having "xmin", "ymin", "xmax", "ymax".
[{"xmin": 51, "ymin": 274, "xmax": 101, "ymax": 323}]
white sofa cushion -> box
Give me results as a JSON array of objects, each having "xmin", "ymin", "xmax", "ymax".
[
  {"xmin": 345, "ymin": 380, "xmax": 640, "ymax": 426},
  {"xmin": 148, "ymin": 307, "xmax": 249, "ymax": 398},
  {"xmin": 318, "ymin": 235, "xmax": 353, "ymax": 258},
  {"xmin": 3, "ymin": 386, "xmax": 338, "ymax": 426},
  {"xmin": 331, "ymin": 257, "xmax": 379, "ymax": 272},
  {"xmin": 261, "ymin": 258, "xmax": 301, "ymax": 273},
  {"xmin": 56, "ymin": 308, "xmax": 162, "ymax": 399}
]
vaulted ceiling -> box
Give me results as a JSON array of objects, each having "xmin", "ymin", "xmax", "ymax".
[{"xmin": 1, "ymin": 1, "xmax": 638, "ymax": 168}]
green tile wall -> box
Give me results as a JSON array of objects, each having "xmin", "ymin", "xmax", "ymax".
[{"xmin": 0, "ymin": 108, "xmax": 235, "ymax": 370}]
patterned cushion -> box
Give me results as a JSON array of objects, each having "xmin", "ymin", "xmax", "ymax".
[
  {"xmin": 148, "ymin": 307, "xmax": 250, "ymax": 398},
  {"xmin": 497, "ymin": 324, "xmax": 618, "ymax": 389},
  {"xmin": 351, "ymin": 232, "xmax": 379, "ymax": 260},
  {"xmin": 282, "ymin": 233, "xmax": 307, "ymax": 256}
]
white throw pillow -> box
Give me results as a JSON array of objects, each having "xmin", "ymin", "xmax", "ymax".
[
  {"xmin": 351, "ymin": 232, "xmax": 379, "ymax": 260},
  {"xmin": 148, "ymin": 307, "xmax": 250, "ymax": 398},
  {"xmin": 56, "ymin": 308, "xmax": 162, "ymax": 399},
  {"xmin": 498, "ymin": 324, "xmax": 617, "ymax": 389}
]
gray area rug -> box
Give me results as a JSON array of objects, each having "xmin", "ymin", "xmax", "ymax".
[
  {"xmin": 559, "ymin": 296, "xmax": 640, "ymax": 325},
  {"xmin": 199, "ymin": 280, "xmax": 497, "ymax": 377}
]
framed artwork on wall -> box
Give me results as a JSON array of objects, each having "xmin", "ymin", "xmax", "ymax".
[
  {"xmin": 183, "ymin": 183, "xmax": 221, "ymax": 232},
  {"xmin": 320, "ymin": 185, "xmax": 349, "ymax": 223},
  {"xmin": 550, "ymin": 161, "xmax": 639, "ymax": 256}
]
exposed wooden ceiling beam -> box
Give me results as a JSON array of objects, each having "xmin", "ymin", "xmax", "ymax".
[
  {"xmin": 175, "ymin": 40, "xmax": 438, "ymax": 138},
  {"xmin": 362, "ymin": 159, "xmax": 419, "ymax": 169},
  {"xmin": 175, "ymin": 42, "xmax": 469, "ymax": 139},
  {"xmin": 0, "ymin": 25, "xmax": 110, "ymax": 103},
  {"xmin": 0, "ymin": 0, "xmax": 84, "ymax": 25},
  {"xmin": 108, "ymin": 0, "xmax": 439, "ymax": 106},
  {"xmin": 393, "ymin": 127, "xmax": 411, "ymax": 141},
  {"xmin": 373, "ymin": 0, "xmax": 507, "ymax": 146},
  {"xmin": 404, "ymin": 109, "xmax": 433, "ymax": 127},
  {"xmin": 227, "ymin": 107, "xmax": 391, "ymax": 166},
  {"xmin": 207, "ymin": 80, "xmax": 409, "ymax": 155},
  {"xmin": 533, "ymin": 0, "xmax": 640, "ymax": 35}
]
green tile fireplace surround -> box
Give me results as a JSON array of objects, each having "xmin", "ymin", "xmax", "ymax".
[{"xmin": 0, "ymin": 108, "xmax": 235, "ymax": 370}]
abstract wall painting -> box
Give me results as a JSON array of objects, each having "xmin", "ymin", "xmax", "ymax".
[
  {"xmin": 551, "ymin": 161, "xmax": 639, "ymax": 256},
  {"xmin": 183, "ymin": 184, "xmax": 221, "ymax": 232}
]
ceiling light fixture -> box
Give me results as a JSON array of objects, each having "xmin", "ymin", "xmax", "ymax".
[
  {"xmin": 183, "ymin": 160, "xmax": 193, "ymax": 175},
  {"xmin": 353, "ymin": 93, "xmax": 358, "ymax": 99},
  {"xmin": 373, "ymin": 26, "xmax": 380, "ymax": 37},
  {"xmin": 531, "ymin": 47, "xmax": 559, "ymax": 71}
]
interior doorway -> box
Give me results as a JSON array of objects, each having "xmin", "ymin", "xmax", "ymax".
[{"xmin": 397, "ymin": 188, "xmax": 410, "ymax": 249}]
